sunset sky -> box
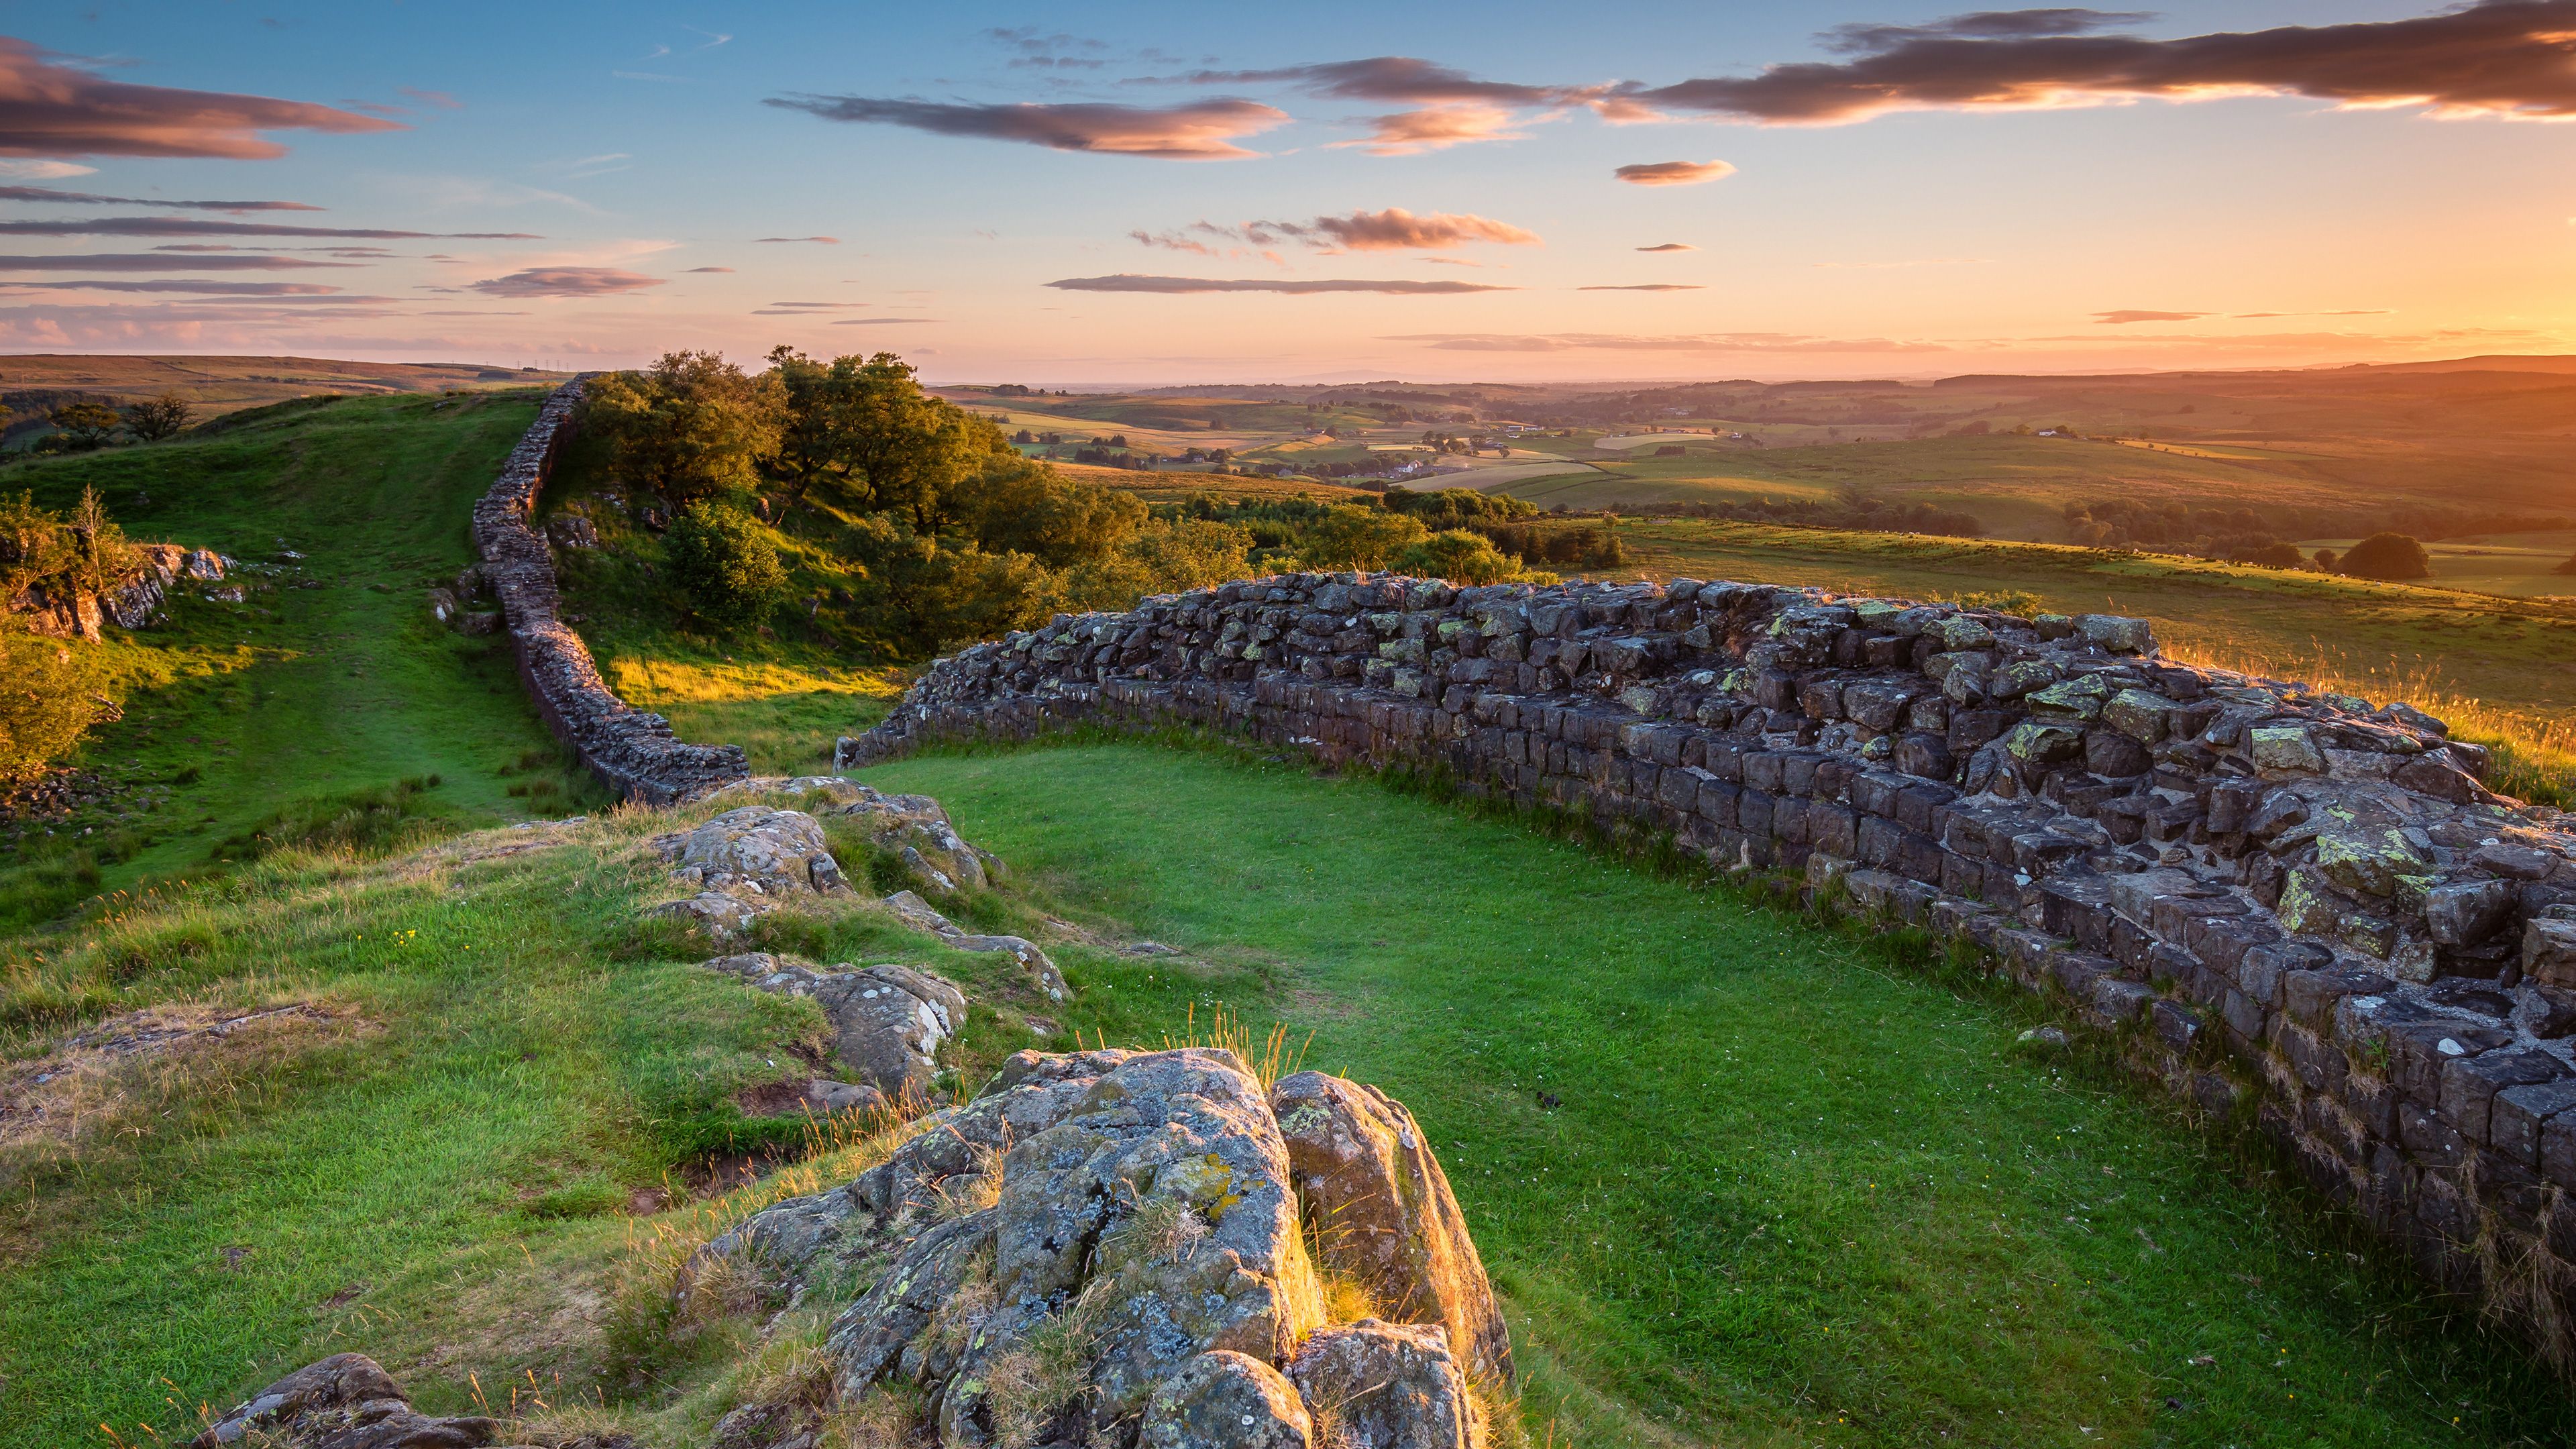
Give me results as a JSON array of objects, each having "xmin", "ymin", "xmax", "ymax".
[{"xmin": 3, "ymin": 1, "xmax": 2573, "ymax": 383}]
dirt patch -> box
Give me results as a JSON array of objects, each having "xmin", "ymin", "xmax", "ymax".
[
  {"xmin": 731, "ymin": 1077, "xmax": 810, "ymax": 1119},
  {"xmin": 0, "ymin": 1000, "xmax": 372, "ymax": 1158}
]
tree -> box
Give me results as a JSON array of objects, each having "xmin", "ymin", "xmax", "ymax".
[
  {"xmin": 582, "ymin": 351, "xmax": 782, "ymax": 505},
  {"xmin": 1298, "ymin": 506, "xmax": 1428, "ymax": 570},
  {"xmin": 50, "ymin": 401, "xmax": 122, "ymax": 450},
  {"xmin": 947, "ymin": 455, "xmax": 1145, "ymax": 568},
  {"xmin": 762, "ymin": 349, "xmax": 1011, "ymax": 529},
  {"xmin": 2554, "ymin": 551, "xmax": 2576, "ymax": 576},
  {"xmin": 2244, "ymin": 541, "xmax": 2305, "ymax": 569},
  {"xmin": 662, "ymin": 501, "xmax": 790, "ymax": 633},
  {"xmin": 2312, "ymin": 547, "xmax": 2340, "ymax": 572},
  {"xmin": 1395, "ymin": 529, "xmax": 1518, "ymax": 584},
  {"xmin": 0, "ymin": 616, "xmax": 115, "ymax": 783},
  {"xmin": 123, "ymin": 392, "xmax": 193, "ymax": 441},
  {"xmin": 2337, "ymin": 532, "xmax": 2430, "ymax": 580}
]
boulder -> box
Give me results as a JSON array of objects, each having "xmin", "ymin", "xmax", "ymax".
[
  {"xmin": 1270, "ymin": 1072, "xmax": 1512, "ymax": 1384},
  {"xmin": 652, "ymin": 806, "xmax": 850, "ymax": 898},
  {"xmin": 830, "ymin": 1049, "xmax": 1322, "ymax": 1444},
  {"xmin": 702, "ymin": 953, "xmax": 969, "ymax": 1097},
  {"xmin": 1287, "ymin": 1321, "xmax": 1473, "ymax": 1449},
  {"xmin": 1142, "ymin": 1350, "xmax": 1313, "ymax": 1449},
  {"xmin": 654, "ymin": 890, "xmax": 764, "ymax": 941},
  {"xmin": 187, "ymin": 1353, "xmax": 499, "ymax": 1449}
]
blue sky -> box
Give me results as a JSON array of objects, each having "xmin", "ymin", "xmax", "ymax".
[{"xmin": 3, "ymin": 1, "xmax": 2569, "ymax": 381}]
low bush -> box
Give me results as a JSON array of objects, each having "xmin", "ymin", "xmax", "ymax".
[
  {"xmin": 2337, "ymin": 531, "xmax": 2431, "ymax": 580},
  {"xmin": 665, "ymin": 502, "xmax": 790, "ymax": 634}
]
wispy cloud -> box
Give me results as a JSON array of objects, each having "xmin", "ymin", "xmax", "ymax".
[
  {"xmin": 0, "ymin": 36, "xmax": 402, "ymax": 158},
  {"xmin": 1135, "ymin": 208, "xmax": 1540, "ymax": 259},
  {"xmin": 0, "ymin": 216, "xmax": 538, "ymax": 239},
  {"xmin": 0, "ymin": 184, "xmax": 321, "ymax": 212},
  {"xmin": 753, "ymin": 235, "xmax": 841, "ymax": 244},
  {"xmin": 764, "ymin": 95, "xmax": 1289, "ymax": 159},
  {"xmin": 0, "ymin": 159, "xmax": 96, "ymax": 179},
  {"xmin": 684, "ymin": 265, "xmax": 735, "ymax": 273},
  {"xmin": 0, "ymin": 252, "xmax": 358, "ymax": 271},
  {"xmin": 1636, "ymin": 242, "xmax": 1697, "ymax": 252},
  {"xmin": 1049, "ymin": 273, "xmax": 1513, "ymax": 294},
  {"xmin": 0, "ymin": 278, "xmax": 343, "ymax": 294},
  {"xmin": 1614, "ymin": 159, "xmax": 1736, "ymax": 186},
  {"xmin": 833, "ymin": 316, "xmax": 941, "ymax": 324},
  {"xmin": 1578, "ymin": 283, "xmax": 1704, "ymax": 290},
  {"xmin": 2094, "ymin": 309, "xmax": 2209, "ymax": 323},
  {"xmin": 398, "ymin": 86, "xmax": 462, "ymax": 110},
  {"xmin": 1383, "ymin": 330, "xmax": 1945, "ymax": 352},
  {"xmin": 1628, "ymin": 2, "xmax": 2576, "ymax": 125},
  {"xmin": 469, "ymin": 266, "xmax": 663, "ymax": 298}
]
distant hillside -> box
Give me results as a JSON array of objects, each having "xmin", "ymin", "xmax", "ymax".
[{"xmin": 0, "ymin": 355, "xmax": 570, "ymax": 433}]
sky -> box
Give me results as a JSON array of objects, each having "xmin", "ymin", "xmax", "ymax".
[{"xmin": 1, "ymin": 0, "xmax": 2573, "ymax": 384}]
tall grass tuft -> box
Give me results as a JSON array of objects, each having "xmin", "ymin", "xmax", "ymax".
[{"xmin": 1154, "ymin": 1002, "xmax": 1312, "ymax": 1091}]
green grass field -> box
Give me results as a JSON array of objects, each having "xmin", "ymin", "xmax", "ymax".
[
  {"xmin": 7, "ymin": 745, "xmax": 2571, "ymax": 1449},
  {"xmin": 0, "ymin": 392, "xmax": 597, "ymax": 928}
]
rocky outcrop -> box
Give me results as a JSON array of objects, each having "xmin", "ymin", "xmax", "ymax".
[
  {"xmin": 7, "ymin": 541, "xmax": 223, "ymax": 641},
  {"xmin": 851, "ymin": 570, "xmax": 2576, "ymax": 1368},
  {"xmin": 1272, "ymin": 1071, "xmax": 1511, "ymax": 1385},
  {"xmin": 187, "ymin": 1353, "xmax": 502, "ymax": 1448},
  {"xmin": 719, "ymin": 774, "xmax": 1007, "ymax": 893},
  {"xmin": 471, "ymin": 378, "xmax": 749, "ymax": 805},
  {"xmin": 694, "ymin": 1048, "xmax": 1507, "ymax": 1448},
  {"xmin": 704, "ymin": 952, "xmax": 966, "ymax": 1106}
]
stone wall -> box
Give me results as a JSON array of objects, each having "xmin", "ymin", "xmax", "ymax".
[
  {"xmin": 473, "ymin": 379, "xmax": 749, "ymax": 804},
  {"xmin": 852, "ymin": 571, "xmax": 2576, "ymax": 1367}
]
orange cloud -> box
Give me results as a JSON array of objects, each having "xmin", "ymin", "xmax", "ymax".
[
  {"xmin": 1633, "ymin": 1, "xmax": 2576, "ymax": 124},
  {"xmin": 763, "ymin": 95, "xmax": 1288, "ymax": 159},
  {"xmin": 1615, "ymin": 160, "xmax": 1737, "ymax": 185},
  {"xmin": 0, "ymin": 37, "xmax": 402, "ymax": 159},
  {"xmin": 1636, "ymin": 242, "xmax": 1698, "ymax": 252},
  {"xmin": 2094, "ymin": 309, "xmax": 2210, "ymax": 323},
  {"xmin": 1336, "ymin": 103, "xmax": 1527, "ymax": 154}
]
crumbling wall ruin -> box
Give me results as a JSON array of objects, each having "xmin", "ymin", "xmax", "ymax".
[
  {"xmin": 472, "ymin": 378, "xmax": 749, "ymax": 804},
  {"xmin": 853, "ymin": 571, "xmax": 2576, "ymax": 1367}
]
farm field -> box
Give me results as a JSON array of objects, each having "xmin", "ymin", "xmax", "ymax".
[
  {"xmin": 2296, "ymin": 529, "xmax": 2576, "ymax": 598},
  {"xmin": 0, "ymin": 354, "xmax": 568, "ymax": 429}
]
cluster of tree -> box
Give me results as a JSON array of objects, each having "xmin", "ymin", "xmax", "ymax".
[
  {"xmin": 1, "ymin": 393, "xmax": 193, "ymax": 457},
  {"xmin": 0, "ymin": 488, "xmax": 132, "ymax": 781},
  {"xmin": 1169, "ymin": 489, "xmax": 1611, "ymax": 581},
  {"xmin": 2318, "ymin": 532, "xmax": 2432, "ymax": 581},
  {"xmin": 579, "ymin": 350, "xmax": 1279, "ymax": 655}
]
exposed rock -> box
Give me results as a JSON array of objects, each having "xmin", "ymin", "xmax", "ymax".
[
  {"xmin": 1271, "ymin": 1071, "xmax": 1511, "ymax": 1383},
  {"xmin": 187, "ymin": 1353, "xmax": 501, "ymax": 1449},
  {"xmin": 702, "ymin": 953, "xmax": 967, "ymax": 1097},
  {"xmin": 654, "ymin": 890, "xmax": 764, "ymax": 941},
  {"xmin": 1287, "ymin": 1321, "xmax": 1473, "ymax": 1449},
  {"xmin": 653, "ymin": 806, "xmax": 850, "ymax": 898},
  {"xmin": 883, "ymin": 889, "xmax": 1068, "ymax": 1000},
  {"xmin": 716, "ymin": 775, "xmax": 1006, "ymax": 893},
  {"xmin": 1142, "ymin": 1350, "xmax": 1313, "ymax": 1449},
  {"xmin": 689, "ymin": 1049, "xmax": 1507, "ymax": 1449}
]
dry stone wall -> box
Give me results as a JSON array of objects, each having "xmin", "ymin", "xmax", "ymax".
[
  {"xmin": 853, "ymin": 571, "xmax": 2576, "ymax": 1365},
  {"xmin": 472, "ymin": 378, "xmax": 749, "ymax": 804}
]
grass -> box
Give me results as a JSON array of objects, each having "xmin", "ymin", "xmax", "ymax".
[
  {"xmin": 3, "ymin": 742, "xmax": 2569, "ymax": 1446},
  {"xmin": 0, "ymin": 390, "xmax": 598, "ymax": 928},
  {"xmin": 863, "ymin": 741, "xmax": 2573, "ymax": 1448}
]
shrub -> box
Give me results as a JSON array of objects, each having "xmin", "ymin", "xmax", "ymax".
[
  {"xmin": 2553, "ymin": 551, "xmax": 2575, "ymax": 576},
  {"xmin": 1298, "ymin": 505, "xmax": 1428, "ymax": 570},
  {"xmin": 665, "ymin": 501, "xmax": 791, "ymax": 633},
  {"xmin": 1395, "ymin": 529, "xmax": 1519, "ymax": 584},
  {"xmin": 0, "ymin": 618, "xmax": 113, "ymax": 783},
  {"xmin": 841, "ymin": 515, "xmax": 1062, "ymax": 657},
  {"xmin": 123, "ymin": 392, "xmax": 194, "ymax": 441},
  {"xmin": 2241, "ymin": 541, "xmax": 2306, "ymax": 568},
  {"xmin": 2312, "ymin": 547, "xmax": 2340, "ymax": 571},
  {"xmin": 2337, "ymin": 531, "xmax": 2430, "ymax": 580}
]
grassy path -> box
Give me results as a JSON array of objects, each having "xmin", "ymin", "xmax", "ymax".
[
  {"xmin": 3, "ymin": 393, "xmax": 592, "ymax": 925},
  {"xmin": 868, "ymin": 743, "xmax": 2569, "ymax": 1449}
]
